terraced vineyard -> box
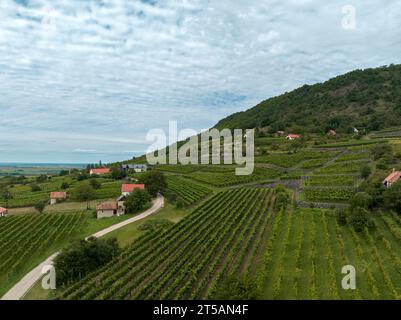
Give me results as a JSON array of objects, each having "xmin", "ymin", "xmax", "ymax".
[
  {"xmin": 314, "ymin": 160, "xmax": 370, "ymax": 174},
  {"xmin": 0, "ymin": 212, "xmax": 87, "ymax": 296},
  {"xmin": 166, "ymin": 176, "xmax": 212, "ymax": 206},
  {"xmin": 261, "ymin": 209, "xmax": 401, "ymax": 299},
  {"xmin": 305, "ymin": 175, "xmax": 357, "ymax": 187},
  {"xmin": 58, "ymin": 188, "xmax": 276, "ymax": 300},
  {"xmin": 303, "ymin": 187, "xmax": 355, "ymax": 202},
  {"xmin": 255, "ymin": 150, "xmax": 339, "ymax": 168},
  {"xmin": 334, "ymin": 152, "xmax": 370, "ymax": 162}
]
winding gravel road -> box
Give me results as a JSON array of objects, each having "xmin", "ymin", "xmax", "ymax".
[{"xmin": 1, "ymin": 195, "xmax": 164, "ymax": 300}]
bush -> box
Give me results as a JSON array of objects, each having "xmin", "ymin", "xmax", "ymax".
[
  {"xmin": 30, "ymin": 183, "xmax": 41, "ymax": 192},
  {"xmin": 34, "ymin": 201, "xmax": 46, "ymax": 213},
  {"xmin": 124, "ymin": 189, "xmax": 151, "ymax": 213},
  {"xmin": 360, "ymin": 165, "xmax": 372, "ymax": 179},
  {"xmin": 212, "ymin": 276, "xmax": 259, "ymax": 300},
  {"xmin": 350, "ymin": 192, "xmax": 372, "ymax": 209},
  {"xmin": 349, "ymin": 207, "xmax": 369, "ymax": 232},
  {"xmin": 61, "ymin": 182, "xmax": 70, "ymax": 190},
  {"xmin": 54, "ymin": 237, "xmax": 120, "ymax": 286}
]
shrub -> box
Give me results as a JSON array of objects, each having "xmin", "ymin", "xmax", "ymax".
[
  {"xmin": 30, "ymin": 183, "xmax": 41, "ymax": 192},
  {"xmin": 336, "ymin": 208, "xmax": 347, "ymax": 226},
  {"xmin": 34, "ymin": 201, "xmax": 46, "ymax": 213},
  {"xmin": 61, "ymin": 182, "xmax": 70, "ymax": 190},
  {"xmin": 89, "ymin": 178, "xmax": 101, "ymax": 190}
]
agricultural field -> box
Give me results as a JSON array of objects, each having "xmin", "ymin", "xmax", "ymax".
[
  {"xmin": 301, "ymin": 158, "xmax": 331, "ymax": 169},
  {"xmin": 166, "ymin": 176, "xmax": 212, "ymax": 206},
  {"xmin": 57, "ymin": 188, "xmax": 276, "ymax": 300},
  {"xmin": 0, "ymin": 212, "xmax": 87, "ymax": 296},
  {"xmin": 305, "ymin": 175, "xmax": 357, "ymax": 187},
  {"xmin": 185, "ymin": 168, "xmax": 280, "ymax": 187},
  {"xmin": 302, "ymin": 187, "xmax": 356, "ymax": 202},
  {"xmin": 313, "ymin": 139, "xmax": 387, "ymax": 149},
  {"xmin": 261, "ymin": 209, "xmax": 401, "ymax": 299}
]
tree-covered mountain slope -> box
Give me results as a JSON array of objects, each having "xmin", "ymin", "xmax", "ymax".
[{"xmin": 215, "ymin": 64, "xmax": 401, "ymax": 134}]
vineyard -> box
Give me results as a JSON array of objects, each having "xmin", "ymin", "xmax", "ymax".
[
  {"xmin": 335, "ymin": 152, "xmax": 370, "ymax": 162},
  {"xmin": 255, "ymin": 150, "xmax": 338, "ymax": 168},
  {"xmin": 261, "ymin": 209, "xmax": 401, "ymax": 299},
  {"xmin": 185, "ymin": 168, "xmax": 280, "ymax": 187},
  {"xmin": 58, "ymin": 188, "xmax": 276, "ymax": 300},
  {"xmin": 305, "ymin": 175, "xmax": 357, "ymax": 187},
  {"xmin": 314, "ymin": 160, "xmax": 370, "ymax": 174},
  {"xmin": 166, "ymin": 176, "xmax": 212, "ymax": 206},
  {"xmin": 302, "ymin": 187, "xmax": 356, "ymax": 202},
  {"xmin": 0, "ymin": 212, "xmax": 87, "ymax": 296}
]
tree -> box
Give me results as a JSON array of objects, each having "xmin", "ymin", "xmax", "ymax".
[
  {"xmin": 383, "ymin": 181, "xmax": 401, "ymax": 214},
  {"xmin": 34, "ymin": 200, "xmax": 46, "ymax": 214},
  {"xmin": 54, "ymin": 237, "xmax": 120, "ymax": 286},
  {"xmin": 360, "ymin": 165, "xmax": 372, "ymax": 179},
  {"xmin": 124, "ymin": 189, "xmax": 151, "ymax": 213},
  {"xmin": 111, "ymin": 167, "xmax": 125, "ymax": 180},
  {"xmin": 89, "ymin": 178, "xmax": 101, "ymax": 190},
  {"xmin": 139, "ymin": 171, "xmax": 167, "ymax": 197},
  {"xmin": 73, "ymin": 181, "xmax": 94, "ymax": 209},
  {"xmin": 349, "ymin": 207, "xmax": 369, "ymax": 232},
  {"xmin": 1, "ymin": 188, "xmax": 13, "ymax": 208}
]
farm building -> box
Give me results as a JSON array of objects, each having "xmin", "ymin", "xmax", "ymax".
[
  {"xmin": 50, "ymin": 192, "xmax": 67, "ymax": 205},
  {"xmin": 121, "ymin": 164, "xmax": 148, "ymax": 173},
  {"xmin": 90, "ymin": 168, "xmax": 111, "ymax": 175},
  {"xmin": 96, "ymin": 201, "xmax": 119, "ymax": 219},
  {"xmin": 0, "ymin": 207, "xmax": 8, "ymax": 217},
  {"xmin": 383, "ymin": 169, "xmax": 401, "ymax": 188},
  {"xmin": 286, "ymin": 134, "xmax": 301, "ymax": 140}
]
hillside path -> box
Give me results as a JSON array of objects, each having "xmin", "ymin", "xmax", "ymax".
[{"xmin": 1, "ymin": 195, "xmax": 164, "ymax": 301}]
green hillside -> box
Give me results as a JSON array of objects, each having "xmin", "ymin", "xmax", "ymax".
[{"xmin": 215, "ymin": 64, "xmax": 401, "ymax": 134}]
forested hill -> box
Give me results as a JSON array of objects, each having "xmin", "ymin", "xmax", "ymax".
[{"xmin": 215, "ymin": 64, "xmax": 401, "ymax": 134}]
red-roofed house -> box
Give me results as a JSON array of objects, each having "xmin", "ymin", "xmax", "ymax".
[
  {"xmin": 121, "ymin": 184, "xmax": 145, "ymax": 196},
  {"xmin": 0, "ymin": 207, "xmax": 8, "ymax": 217},
  {"xmin": 50, "ymin": 192, "xmax": 67, "ymax": 205},
  {"xmin": 286, "ymin": 134, "xmax": 301, "ymax": 140},
  {"xmin": 383, "ymin": 169, "xmax": 401, "ymax": 188},
  {"xmin": 89, "ymin": 168, "xmax": 111, "ymax": 176}
]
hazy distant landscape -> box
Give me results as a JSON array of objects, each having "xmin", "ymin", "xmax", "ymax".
[{"xmin": 0, "ymin": 163, "xmax": 86, "ymax": 176}]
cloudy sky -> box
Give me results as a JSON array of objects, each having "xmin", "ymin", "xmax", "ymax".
[{"xmin": 0, "ymin": 0, "xmax": 400, "ymax": 163}]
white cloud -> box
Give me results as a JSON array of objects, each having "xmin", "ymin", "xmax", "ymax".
[{"xmin": 0, "ymin": 0, "xmax": 401, "ymax": 162}]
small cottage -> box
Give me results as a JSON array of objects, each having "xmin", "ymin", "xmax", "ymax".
[
  {"xmin": 96, "ymin": 201, "xmax": 118, "ymax": 219},
  {"xmin": 50, "ymin": 192, "xmax": 67, "ymax": 205},
  {"xmin": 328, "ymin": 130, "xmax": 337, "ymax": 136},
  {"xmin": 383, "ymin": 169, "xmax": 401, "ymax": 188},
  {"xmin": 0, "ymin": 207, "xmax": 8, "ymax": 217},
  {"xmin": 90, "ymin": 168, "xmax": 111, "ymax": 176}
]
